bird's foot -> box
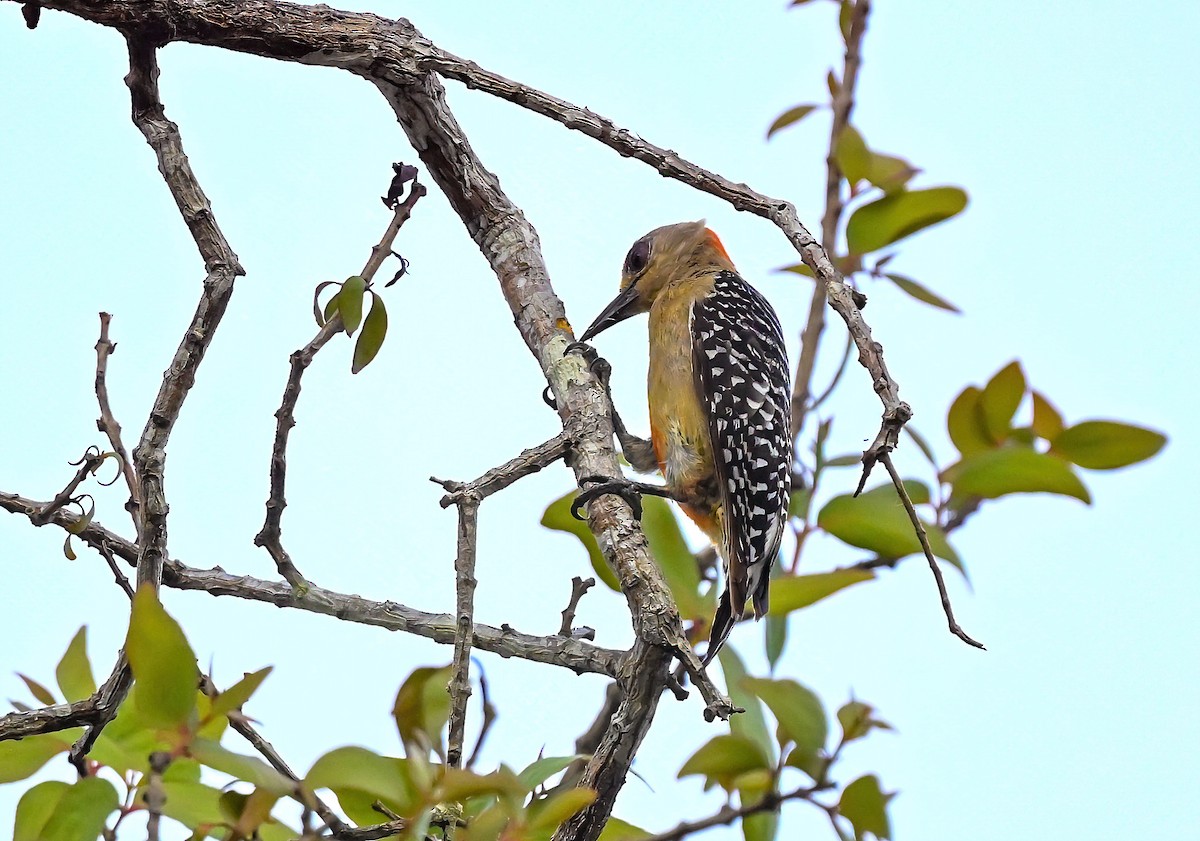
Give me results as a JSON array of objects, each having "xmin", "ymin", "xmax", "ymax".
[{"xmin": 571, "ymin": 474, "xmax": 646, "ymax": 521}]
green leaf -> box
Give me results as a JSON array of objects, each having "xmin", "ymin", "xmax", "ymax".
[
  {"xmin": 904, "ymin": 425, "xmax": 938, "ymax": 467},
  {"xmin": 738, "ymin": 774, "xmax": 779, "ymax": 841},
  {"xmin": 1030, "ymin": 391, "xmax": 1065, "ymax": 442},
  {"xmin": 541, "ymin": 492, "xmax": 620, "ymax": 591},
  {"xmin": 17, "ymin": 674, "xmax": 55, "ymax": 706},
  {"xmin": 528, "ymin": 787, "xmax": 597, "ymax": 831},
  {"xmin": 208, "ymin": 666, "xmax": 272, "ymax": 720},
  {"xmin": 764, "ymin": 613, "xmax": 787, "ymax": 670},
  {"xmin": 598, "ymin": 817, "xmax": 651, "ymax": 840},
  {"xmin": 818, "ymin": 483, "xmax": 959, "ymax": 565},
  {"xmin": 125, "ymin": 585, "xmax": 198, "ymax": 730},
  {"xmin": 641, "ymin": 497, "xmax": 705, "ymax": 619},
  {"xmin": 223, "ymin": 788, "xmax": 283, "ymax": 837},
  {"xmin": 718, "ymin": 648, "xmax": 774, "ymax": 763},
  {"xmin": 306, "ymin": 746, "xmax": 416, "ymax": 814},
  {"xmin": 352, "ymin": 291, "xmax": 388, "ymax": 374},
  {"xmin": 884, "ymin": 273, "xmax": 960, "ymax": 313},
  {"xmin": 678, "ymin": 734, "xmax": 770, "ymax": 792},
  {"xmin": 766, "ymin": 104, "xmax": 818, "ymax": 140},
  {"xmin": 151, "ymin": 781, "xmax": 224, "ymax": 828},
  {"xmin": 834, "ymin": 125, "xmax": 872, "ymax": 184},
  {"xmin": 838, "ymin": 774, "xmax": 893, "ymax": 840},
  {"xmin": 189, "ymin": 738, "xmax": 295, "ymax": 795},
  {"xmin": 55, "ymin": 627, "xmax": 95, "ymax": 703},
  {"xmin": 846, "ymin": 186, "xmax": 968, "ymax": 254},
  {"xmin": 946, "ymin": 386, "xmax": 992, "ymax": 457},
  {"xmin": 518, "ymin": 754, "xmax": 588, "ymax": 790},
  {"xmin": 162, "ymin": 758, "xmax": 203, "ymax": 783},
  {"xmin": 866, "ymin": 153, "xmax": 918, "ymax": 193},
  {"xmin": 837, "ymin": 700, "xmax": 892, "ymax": 744},
  {"xmin": 437, "ymin": 766, "xmax": 509, "ymax": 805},
  {"xmin": 768, "ymin": 569, "xmax": 874, "ymax": 616},
  {"xmin": 742, "ymin": 806, "xmax": 778, "ymax": 841},
  {"xmin": 393, "ymin": 665, "xmax": 452, "ymax": 754},
  {"xmin": 946, "ymin": 448, "xmax": 1091, "ymax": 503},
  {"xmin": 980, "ymin": 361, "xmax": 1025, "ymax": 442},
  {"xmin": 1050, "ymin": 420, "xmax": 1167, "ymax": 470},
  {"xmin": 337, "ymin": 275, "xmax": 367, "ymax": 335},
  {"xmin": 743, "ymin": 678, "xmax": 826, "ymax": 768},
  {"xmin": 14, "ymin": 781, "xmax": 68, "ymax": 841},
  {"xmin": 776, "ymin": 262, "xmax": 814, "ymax": 279},
  {"xmin": 89, "ymin": 699, "xmax": 163, "ymax": 774},
  {"xmin": 788, "ymin": 488, "xmax": 811, "ymax": 520},
  {"xmin": 38, "ymin": 776, "xmax": 119, "ymax": 841},
  {"xmin": 0, "ymin": 734, "xmax": 68, "ymax": 783}
]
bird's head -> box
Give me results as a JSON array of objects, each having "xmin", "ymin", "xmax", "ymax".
[{"xmin": 578, "ymin": 220, "xmax": 736, "ymax": 342}]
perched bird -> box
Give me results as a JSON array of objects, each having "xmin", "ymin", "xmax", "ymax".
[{"xmin": 572, "ymin": 221, "xmax": 792, "ymax": 663}]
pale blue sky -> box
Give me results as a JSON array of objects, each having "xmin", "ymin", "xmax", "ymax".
[{"xmin": 1, "ymin": 1, "xmax": 1196, "ymax": 839}]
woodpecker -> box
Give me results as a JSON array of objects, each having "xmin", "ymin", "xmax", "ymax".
[{"xmin": 572, "ymin": 221, "xmax": 792, "ymax": 663}]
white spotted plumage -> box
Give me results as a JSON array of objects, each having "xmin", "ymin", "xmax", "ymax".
[{"xmin": 691, "ymin": 271, "xmax": 791, "ymax": 660}]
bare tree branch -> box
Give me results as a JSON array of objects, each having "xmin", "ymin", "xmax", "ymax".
[
  {"xmin": 435, "ymin": 434, "xmax": 569, "ymax": 509},
  {"xmin": 58, "ymin": 32, "xmax": 249, "ymax": 767},
  {"xmin": 880, "ymin": 454, "xmax": 983, "ymax": 649},
  {"xmin": 558, "ymin": 576, "xmax": 596, "ymax": 639},
  {"xmin": 446, "ymin": 494, "xmax": 479, "ymax": 769},
  {"xmin": 21, "ymin": 0, "xmax": 913, "ymax": 481},
  {"xmin": 0, "ymin": 492, "xmax": 624, "ymax": 691},
  {"xmin": 371, "ymin": 60, "xmax": 718, "ymax": 841},
  {"xmin": 30, "ymin": 448, "xmax": 106, "ymax": 526},
  {"xmin": 790, "ymin": 0, "xmax": 871, "ymax": 443},
  {"xmin": 93, "ymin": 311, "xmax": 141, "ymax": 538},
  {"xmin": 255, "ymin": 178, "xmax": 425, "ymax": 591}
]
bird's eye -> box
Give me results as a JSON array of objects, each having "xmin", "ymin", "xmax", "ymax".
[{"xmin": 624, "ymin": 238, "xmax": 651, "ymax": 275}]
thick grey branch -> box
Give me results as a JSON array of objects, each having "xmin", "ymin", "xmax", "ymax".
[{"xmin": 0, "ymin": 492, "xmax": 623, "ymax": 682}]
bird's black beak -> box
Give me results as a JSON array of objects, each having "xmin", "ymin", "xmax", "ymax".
[{"xmin": 579, "ymin": 285, "xmax": 641, "ymax": 342}]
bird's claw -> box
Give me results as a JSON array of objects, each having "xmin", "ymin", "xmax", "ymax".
[
  {"xmin": 565, "ymin": 341, "xmax": 613, "ymax": 390},
  {"xmin": 542, "ymin": 385, "xmax": 558, "ymax": 410},
  {"xmin": 565, "ymin": 340, "xmax": 595, "ymax": 359},
  {"xmin": 570, "ymin": 474, "xmax": 644, "ymax": 521}
]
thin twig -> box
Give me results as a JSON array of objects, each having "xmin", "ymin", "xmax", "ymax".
[
  {"xmin": 446, "ymin": 494, "xmax": 479, "ymax": 768},
  {"xmin": 97, "ymin": 540, "xmax": 135, "ymax": 599},
  {"xmin": 641, "ymin": 784, "xmax": 823, "ymax": 841},
  {"xmin": 93, "ymin": 311, "xmax": 141, "ymax": 537},
  {"xmin": 465, "ymin": 663, "xmax": 497, "ymax": 769},
  {"xmin": 30, "ymin": 449, "xmax": 105, "ymax": 526},
  {"xmin": 880, "ymin": 454, "xmax": 983, "ymax": 649},
  {"xmin": 197, "ymin": 675, "xmax": 348, "ymax": 835},
  {"xmin": 255, "ymin": 177, "xmax": 426, "ymax": 591},
  {"xmin": 434, "ymin": 433, "xmax": 569, "ymax": 508},
  {"xmin": 558, "ymin": 576, "xmax": 595, "ymax": 638},
  {"xmin": 336, "ymin": 819, "xmax": 410, "ymax": 841},
  {"xmin": 790, "ymin": 0, "xmax": 871, "ymax": 444}
]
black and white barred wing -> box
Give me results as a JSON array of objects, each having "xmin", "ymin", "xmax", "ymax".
[{"xmin": 691, "ymin": 271, "xmax": 792, "ymax": 640}]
